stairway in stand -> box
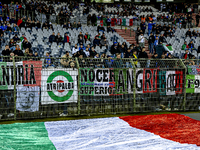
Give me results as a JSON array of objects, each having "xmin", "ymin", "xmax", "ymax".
[{"xmin": 115, "ymin": 29, "xmax": 152, "ymax": 58}]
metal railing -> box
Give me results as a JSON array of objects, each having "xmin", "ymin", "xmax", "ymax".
[{"xmin": 0, "ymin": 57, "xmax": 200, "ymax": 121}]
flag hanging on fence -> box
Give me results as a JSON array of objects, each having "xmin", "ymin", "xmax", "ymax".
[
  {"xmin": 0, "ymin": 61, "xmax": 42, "ymax": 90},
  {"xmin": 16, "ymin": 86, "xmax": 40, "ymax": 112},
  {"xmin": 41, "ymin": 68, "xmax": 78, "ymax": 105},
  {"xmin": 186, "ymin": 75, "xmax": 200, "ymax": 93}
]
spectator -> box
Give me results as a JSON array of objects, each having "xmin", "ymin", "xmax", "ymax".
[
  {"xmin": 72, "ymin": 21, "xmax": 77, "ymax": 29},
  {"xmin": 22, "ymin": 39, "xmax": 31, "ymax": 50},
  {"xmin": 24, "ymin": 48, "xmax": 30, "ymax": 57},
  {"xmin": 124, "ymin": 49, "xmax": 132, "ymax": 58},
  {"xmin": 60, "ymin": 51, "xmax": 72, "ymax": 67},
  {"xmin": 79, "ymin": 44, "xmax": 86, "ymax": 51},
  {"xmin": 110, "ymin": 42, "xmax": 118, "ymax": 55},
  {"xmin": 90, "ymin": 46, "xmax": 97, "ymax": 57},
  {"xmin": 154, "ymin": 37, "xmax": 159, "ymax": 47},
  {"xmin": 77, "ymin": 21, "xmax": 82, "ymax": 30},
  {"xmin": 55, "ymin": 32, "xmax": 63, "ymax": 44},
  {"xmin": 63, "ymin": 33, "xmax": 70, "ymax": 44},
  {"xmin": 2, "ymin": 45, "xmax": 11, "ymax": 56},
  {"xmin": 66, "ymin": 21, "xmax": 72, "ymax": 29},
  {"xmin": 84, "ymin": 47, "xmax": 90, "ymax": 57},
  {"xmin": 43, "ymin": 52, "xmax": 54, "ymax": 68},
  {"xmin": 13, "ymin": 34, "xmax": 20, "ymax": 42},
  {"xmin": 186, "ymin": 29, "xmax": 192, "ymax": 37},
  {"xmin": 93, "ymin": 36, "xmax": 100, "ymax": 47},
  {"xmin": 182, "ymin": 41, "xmax": 189, "ymax": 50},
  {"xmin": 159, "ymin": 34, "xmax": 166, "ymax": 43},
  {"xmin": 78, "ymin": 36, "xmax": 84, "ymax": 45},
  {"xmin": 9, "ymin": 39, "xmax": 16, "ymax": 51},
  {"xmin": 152, "ymin": 53, "xmax": 158, "ymax": 59},
  {"xmin": 138, "ymin": 47, "xmax": 148, "ymax": 59},
  {"xmin": 183, "ymin": 49, "xmax": 193, "ymax": 59},
  {"xmin": 140, "ymin": 21, "xmax": 146, "ymax": 34},
  {"xmin": 138, "ymin": 33, "xmax": 145, "ymax": 48},
  {"xmin": 78, "ymin": 32, "xmax": 84, "ymax": 40},
  {"xmin": 149, "ymin": 32, "xmax": 155, "ymax": 54},
  {"xmin": 49, "ymin": 32, "xmax": 56, "ymax": 43},
  {"xmin": 148, "ymin": 21, "xmax": 156, "ymax": 36},
  {"xmin": 72, "ymin": 44, "xmax": 79, "ymax": 55},
  {"xmin": 106, "ymin": 16, "xmax": 111, "ymax": 26},
  {"xmin": 36, "ymin": 21, "xmax": 41, "ymax": 29},
  {"xmin": 20, "ymin": 34, "xmax": 27, "ymax": 42},
  {"xmin": 188, "ymin": 41, "xmax": 196, "ymax": 51},
  {"xmin": 13, "ymin": 45, "xmax": 24, "ymax": 57},
  {"xmin": 84, "ymin": 32, "xmax": 90, "ymax": 42},
  {"xmin": 155, "ymin": 42, "xmax": 166, "ymax": 58}
]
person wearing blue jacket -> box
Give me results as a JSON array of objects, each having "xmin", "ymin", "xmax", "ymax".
[{"xmin": 148, "ymin": 21, "xmax": 156, "ymax": 36}]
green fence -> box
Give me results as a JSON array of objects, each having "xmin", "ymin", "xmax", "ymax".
[{"xmin": 0, "ymin": 57, "xmax": 200, "ymax": 121}]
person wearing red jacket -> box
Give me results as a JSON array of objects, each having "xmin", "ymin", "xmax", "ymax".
[
  {"xmin": 64, "ymin": 33, "xmax": 70, "ymax": 43},
  {"xmin": 17, "ymin": 18, "xmax": 22, "ymax": 27}
]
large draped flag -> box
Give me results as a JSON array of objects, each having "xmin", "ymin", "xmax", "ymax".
[{"xmin": 0, "ymin": 114, "xmax": 200, "ymax": 149}]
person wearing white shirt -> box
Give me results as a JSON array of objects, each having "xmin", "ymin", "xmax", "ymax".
[
  {"xmin": 138, "ymin": 34, "xmax": 145, "ymax": 48},
  {"xmin": 72, "ymin": 44, "xmax": 79, "ymax": 55},
  {"xmin": 84, "ymin": 48, "xmax": 90, "ymax": 57}
]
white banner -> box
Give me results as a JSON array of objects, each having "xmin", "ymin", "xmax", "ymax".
[
  {"xmin": 166, "ymin": 71, "xmax": 175, "ymax": 95},
  {"xmin": 16, "ymin": 86, "xmax": 40, "ymax": 112},
  {"xmin": 41, "ymin": 68, "xmax": 78, "ymax": 105}
]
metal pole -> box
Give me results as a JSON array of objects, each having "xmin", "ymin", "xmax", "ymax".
[
  {"xmin": 180, "ymin": 59, "xmax": 186, "ymax": 111},
  {"xmin": 75, "ymin": 57, "xmax": 81, "ymax": 115},
  {"xmin": 12, "ymin": 56, "xmax": 17, "ymax": 120},
  {"xmin": 131, "ymin": 58, "xmax": 136, "ymax": 112},
  {"xmin": 130, "ymin": 28, "xmax": 131, "ymax": 37}
]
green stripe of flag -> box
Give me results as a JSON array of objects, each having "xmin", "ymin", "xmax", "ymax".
[
  {"xmin": 186, "ymin": 75, "xmax": 195, "ymax": 93},
  {"xmin": 0, "ymin": 122, "xmax": 56, "ymax": 150}
]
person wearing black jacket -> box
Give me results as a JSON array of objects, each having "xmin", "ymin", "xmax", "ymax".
[
  {"xmin": 186, "ymin": 29, "xmax": 192, "ymax": 38},
  {"xmin": 159, "ymin": 34, "xmax": 166, "ymax": 44},
  {"xmin": 2, "ymin": 45, "xmax": 11, "ymax": 56},
  {"xmin": 138, "ymin": 47, "xmax": 148, "ymax": 68},
  {"xmin": 149, "ymin": 32, "xmax": 155, "ymax": 54},
  {"xmin": 22, "ymin": 39, "xmax": 32, "ymax": 50},
  {"xmin": 36, "ymin": 21, "xmax": 41, "ymax": 29},
  {"xmin": 187, "ymin": 14, "xmax": 192, "ymax": 28},
  {"xmin": 55, "ymin": 32, "xmax": 63, "ymax": 44}
]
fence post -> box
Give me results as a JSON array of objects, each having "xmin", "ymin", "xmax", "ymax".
[
  {"xmin": 12, "ymin": 56, "xmax": 17, "ymax": 120},
  {"xmin": 75, "ymin": 57, "xmax": 81, "ymax": 115},
  {"xmin": 131, "ymin": 58, "xmax": 136, "ymax": 112},
  {"xmin": 180, "ymin": 59, "xmax": 186, "ymax": 111},
  {"xmin": 130, "ymin": 27, "xmax": 131, "ymax": 37}
]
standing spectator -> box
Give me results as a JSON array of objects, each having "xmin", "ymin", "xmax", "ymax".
[
  {"xmin": 154, "ymin": 37, "xmax": 159, "ymax": 47},
  {"xmin": 155, "ymin": 42, "xmax": 165, "ymax": 58},
  {"xmin": 138, "ymin": 33, "xmax": 145, "ymax": 48},
  {"xmin": 149, "ymin": 32, "xmax": 155, "ymax": 54},
  {"xmin": 106, "ymin": 16, "xmax": 111, "ymax": 26},
  {"xmin": 91, "ymin": 14, "xmax": 97, "ymax": 26},
  {"xmin": 140, "ymin": 21, "xmax": 146, "ymax": 34},
  {"xmin": 148, "ymin": 21, "xmax": 156, "ymax": 36}
]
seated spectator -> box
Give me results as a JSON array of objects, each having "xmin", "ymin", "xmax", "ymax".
[
  {"xmin": 78, "ymin": 36, "xmax": 84, "ymax": 45},
  {"xmin": 186, "ymin": 29, "xmax": 192, "ymax": 37},
  {"xmin": 42, "ymin": 22, "xmax": 49, "ymax": 29},
  {"xmin": 188, "ymin": 41, "xmax": 195, "ymax": 50},
  {"xmin": 93, "ymin": 36, "xmax": 100, "ymax": 47},
  {"xmin": 192, "ymin": 30, "xmax": 197, "ymax": 37},
  {"xmin": 183, "ymin": 49, "xmax": 193, "ymax": 59},
  {"xmin": 9, "ymin": 39, "xmax": 16, "ymax": 51},
  {"xmin": 34, "ymin": 52, "xmax": 40, "ymax": 61},
  {"xmin": 155, "ymin": 42, "xmax": 165, "ymax": 58},
  {"xmin": 13, "ymin": 45, "xmax": 24, "ymax": 57},
  {"xmin": 66, "ymin": 21, "xmax": 72, "ymax": 29},
  {"xmin": 13, "ymin": 34, "xmax": 20, "ymax": 42},
  {"xmin": 100, "ymin": 38, "xmax": 108, "ymax": 48},
  {"xmin": 110, "ymin": 42, "xmax": 119, "ymax": 55},
  {"xmin": 79, "ymin": 49, "xmax": 87, "ymax": 58},
  {"xmin": 31, "ymin": 21, "xmax": 36, "ymax": 28},
  {"xmin": 60, "ymin": 51, "xmax": 72, "ymax": 67},
  {"xmin": 124, "ymin": 49, "xmax": 132, "ymax": 58},
  {"xmin": 2, "ymin": 45, "xmax": 11, "ymax": 56},
  {"xmin": 182, "ymin": 41, "xmax": 189, "ymax": 50},
  {"xmin": 63, "ymin": 33, "xmax": 70, "ymax": 44},
  {"xmin": 159, "ymin": 34, "xmax": 166, "ymax": 43},
  {"xmin": 55, "ymin": 32, "xmax": 63, "ymax": 44},
  {"xmin": 22, "ymin": 39, "xmax": 31, "ymax": 50},
  {"xmin": 72, "ymin": 44, "xmax": 79, "ymax": 55},
  {"xmin": 84, "ymin": 32, "xmax": 90, "ymax": 42},
  {"xmin": 90, "ymin": 46, "xmax": 97, "ymax": 57},
  {"xmin": 79, "ymin": 44, "xmax": 86, "ymax": 51},
  {"xmin": 26, "ymin": 20, "xmax": 32, "ymax": 29},
  {"xmin": 36, "ymin": 21, "xmax": 41, "ymax": 29},
  {"xmin": 84, "ymin": 47, "xmax": 90, "ymax": 57},
  {"xmin": 77, "ymin": 21, "xmax": 82, "ymax": 30},
  {"xmin": 94, "ymin": 53, "xmax": 99, "ymax": 58},
  {"xmin": 43, "ymin": 52, "xmax": 54, "ymax": 68},
  {"xmin": 20, "ymin": 34, "xmax": 27, "ymax": 42},
  {"xmin": 78, "ymin": 32, "xmax": 84, "ymax": 40},
  {"xmin": 107, "ymin": 26, "xmax": 115, "ymax": 33},
  {"xmin": 97, "ymin": 25, "xmax": 105, "ymax": 32},
  {"xmin": 49, "ymin": 32, "xmax": 56, "ymax": 43},
  {"xmin": 138, "ymin": 47, "xmax": 148, "ymax": 59},
  {"xmin": 24, "ymin": 48, "xmax": 30, "ymax": 57},
  {"xmin": 72, "ymin": 22, "xmax": 77, "ymax": 29},
  {"xmin": 27, "ymin": 50, "xmax": 35, "ymax": 61},
  {"xmin": 152, "ymin": 53, "xmax": 158, "ymax": 59}
]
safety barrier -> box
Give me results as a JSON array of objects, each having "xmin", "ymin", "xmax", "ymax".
[{"xmin": 0, "ymin": 56, "xmax": 199, "ymax": 121}]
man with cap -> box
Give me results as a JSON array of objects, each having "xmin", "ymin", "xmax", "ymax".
[{"xmin": 60, "ymin": 51, "xmax": 72, "ymax": 67}]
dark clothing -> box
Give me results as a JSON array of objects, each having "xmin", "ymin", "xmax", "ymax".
[
  {"xmin": 55, "ymin": 35, "xmax": 63, "ymax": 43},
  {"xmin": 188, "ymin": 43, "xmax": 194, "ymax": 49},
  {"xmin": 148, "ymin": 35, "xmax": 155, "ymax": 43},
  {"xmin": 2, "ymin": 49, "xmax": 11, "ymax": 56},
  {"xmin": 124, "ymin": 51, "xmax": 132, "ymax": 58},
  {"xmin": 49, "ymin": 35, "xmax": 56, "ymax": 43},
  {"xmin": 186, "ymin": 31, "xmax": 192, "ymax": 37},
  {"xmin": 13, "ymin": 50, "xmax": 24, "ymax": 56},
  {"xmin": 110, "ymin": 45, "xmax": 118, "ymax": 55},
  {"xmin": 13, "ymin": 36, "xmax": 20, "ymax": 42},
  {"xmin": 159, "ymin": 36, "xmax": 166, "ymax": 43},
  {"xmin": 93, "ymin": 39, "xmax": 100, "ymax": 46},
  {"xmin": 22, "ymin": 41, "xmax": 32, "ymax": 49},
  {"xmin": 155, "ymin": 44, "xmax": 165, "ymax": 58},
  {"xmin": 90, "ymin": 50, "xmax": 97, "ymax": 57},
  {"xmin": 138, "ymin": 51, "xmax": 148, "ymax": 59}
]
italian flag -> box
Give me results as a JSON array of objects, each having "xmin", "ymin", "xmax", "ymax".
[
  {"xmin": 0, "ymin": 114, "xmax": 200, "ymax": 149},
  {"xmin": 122, "ymin": 18, "xmax": 133, "ymax": 26}
]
